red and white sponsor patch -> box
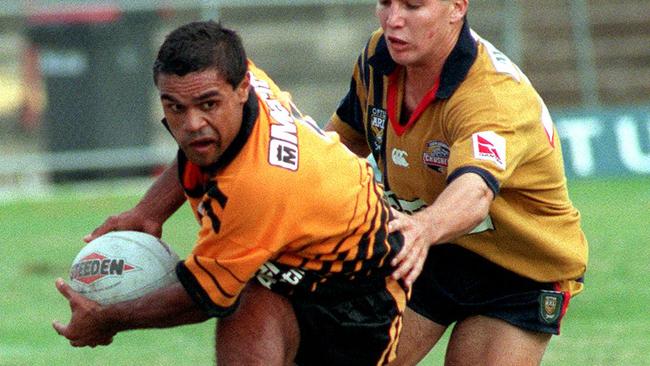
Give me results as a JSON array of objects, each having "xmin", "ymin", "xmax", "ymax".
[{"xmin": 472, "ymin": 131, "xmax": 506, "ymax": 170}]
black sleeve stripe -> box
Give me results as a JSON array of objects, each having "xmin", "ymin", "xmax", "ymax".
[
  {"xmin": 213, "ymin": 258, "xmax": 247, "ymax": 284},
  {"xmin": 191, "ymin": 254, "xmax": 237, "ymax": 299},
  {"xmin": 446, "ymin": 166, "xmax": 500, "ymax": 197},
  {"xmin": 175, "ymin": 261, "xmax": 238, "ymax": 318}
]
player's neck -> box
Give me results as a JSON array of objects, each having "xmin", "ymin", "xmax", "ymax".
[{"xmin": 403, "ymin": 64, "xmax": 441, "ymax": 113}]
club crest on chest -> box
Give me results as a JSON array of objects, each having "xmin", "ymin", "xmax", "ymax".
[{"xmin": 368, "ymin": 106, "xmax": 386, "ymax": 153}]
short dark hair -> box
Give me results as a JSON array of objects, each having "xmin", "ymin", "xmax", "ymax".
[{"xmin": 153, "ymin": 20, "xmax": 247, "ymax": 88}]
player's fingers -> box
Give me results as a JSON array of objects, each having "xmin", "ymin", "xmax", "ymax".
[
  {"xmin": 393, "ymin": 243, "xmax": 424, "ymax": 281},
  {"xmin": 391, "ymin": 236, "xmax": 413, "ymax": 266},
  {"xmin": 399, "ymin": 248, "xmax": 418, "ymax": 278},
  {"xmin": 70, "ymin": 340, "xmax": 86, "ymax": 347},
  {"xmin": 388, "ymin": 210, "xmax": 407, "ymax": 233},
  {"xmin": 52, "ymin": 320, "xmax": 68, "ymax": 337},
  {"xmin": 84, "ymin": 226, "xmax": 110, "ymax": 243},
  {"xmin": 84, "ymin": 216, "xmax": 119, "ymax": 243},
  {"xmin": 388, "ymin": 219, "xmax": 402, "ymax": 234},
  {"xmin": 55, "ymin": 278, "xmax": 77, "ymax": 302},
  {"xmin": 391, "ymin": 248, "xmax": 414, "ymax": 280},
  {"xmin": 404, "ymin": 254, "xmax": 426, "ymax": 288}
]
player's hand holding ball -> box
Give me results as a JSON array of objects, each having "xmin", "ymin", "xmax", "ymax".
[{"xmin": 53, "ymin": 231, "xmax": 180, "ymax": 346}]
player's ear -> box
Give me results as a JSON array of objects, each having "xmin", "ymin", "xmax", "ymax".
[
  {"xmin": 450, "ymin": 0, "xmax": 468, "ymax": 23},
  {"xmin": 236, "ymin": 72, "xmax": 250, "ymax": 102}
]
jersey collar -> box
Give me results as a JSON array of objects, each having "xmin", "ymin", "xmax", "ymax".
[{"xmin": 368, "ymin": 20, "xmax": 478, "ymax": 100}]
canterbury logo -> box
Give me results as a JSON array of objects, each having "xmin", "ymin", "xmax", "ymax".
[{"xmin": 391, "ymin": 148, "xmax": 409, "ymax": 167}]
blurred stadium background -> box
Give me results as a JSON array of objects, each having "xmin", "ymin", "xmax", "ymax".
[{"xmin": 0, "ymin": 1, "xmax": 649, "ymax": 365}]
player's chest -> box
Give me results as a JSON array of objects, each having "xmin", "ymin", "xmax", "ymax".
[{"xmin": 365, "ymin": 106, "xmax": 449, "ymax": 202}]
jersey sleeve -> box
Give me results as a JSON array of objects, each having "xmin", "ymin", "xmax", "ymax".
[
  {"xmin": 444, "ymin": 80, "xmax": 538, "ymax": 195},
  {"xmin": 330, "ymin": 48, "xmax": 368, "ymax": 144},
  {"xmin": 176, "ymin": 206, "xmax": 276, "ymax": 317}
]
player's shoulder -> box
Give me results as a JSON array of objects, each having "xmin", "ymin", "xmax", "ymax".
[
  {"xmin": 362, "ymin": 28, "xmax": 386, "ymax": 59},
  {"xmin": 467, "ymin": 30, "xmax": 536, "ymax": 93},
  {"xmin": 452, "ymin": 32, "xmax": 539, "ymax": 106}
]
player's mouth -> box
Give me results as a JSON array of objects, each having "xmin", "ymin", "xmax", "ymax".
[
  {"xmin": 387, "ymin": 35, "xmax": 409, "ymax": 51},
  {"xmin": 188, "ymin": 137, "xmax": 218, "ymax": 154}
]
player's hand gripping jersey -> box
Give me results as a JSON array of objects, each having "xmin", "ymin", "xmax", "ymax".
[
  {"xmin": 330, "ymin": 23, "xmax": 588, "ymax": 295},
  {"xmin": 174, "ymin": 63, "xmax": 406, "ymax": 317}
]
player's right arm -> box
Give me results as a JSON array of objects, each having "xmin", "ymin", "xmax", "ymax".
[
  {"xmin": 84, "ymin": 159, "xmax": 186, "ymax": 242},
  {"xmin": 52, "ymin": 278, "xmax": 208, "ymax": 347}
]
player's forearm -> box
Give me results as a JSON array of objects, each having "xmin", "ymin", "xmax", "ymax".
[
  {"xmin": 418, "ymin": 172, "xmax": 493, "ymax": 245},
  {"xmin": 134, "ymin": 159, "xmax": 186, "ymax": 223},
  {"xmin": 324, "ymin": 120, "xmax": 370, "ymax": 157},
  {"xmin": 104, "ymin": 282, "xmax": 209, "ymax": 332}
]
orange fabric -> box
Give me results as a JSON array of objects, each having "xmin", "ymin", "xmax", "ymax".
[{"xmin": 180, "ymin": 63, "xmax": 401, "ymax": 309}]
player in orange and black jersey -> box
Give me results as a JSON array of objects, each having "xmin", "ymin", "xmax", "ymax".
[
  {"xmin": 54, "ymin": 21, "xmax": 407, "ymax": 366},
  {"xmin": 174, "ymin": 63, "xmax": 403, "ymax": 311}
]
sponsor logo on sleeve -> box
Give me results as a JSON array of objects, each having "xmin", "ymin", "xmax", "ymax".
[{"xmin": 472, "ymin": 131, "xmax": 506, "ymax": 170}]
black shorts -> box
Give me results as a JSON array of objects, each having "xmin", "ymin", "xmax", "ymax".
[
  {"xmin": 290, "ymin": 279, "xmax": 406, "ymax": 366},
  {"xmin": 408, "ymin": 244, "xmax": 570, "ymax": 335}
]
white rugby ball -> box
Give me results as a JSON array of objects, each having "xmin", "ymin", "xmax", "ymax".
[{"xmin": 69, "ymin": 230, "xmax": 179, "ymax": 305}]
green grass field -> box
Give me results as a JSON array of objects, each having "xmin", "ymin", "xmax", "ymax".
[{"xmin": 1, "ymin": 176, "xmax": 649, "ymax": 365}]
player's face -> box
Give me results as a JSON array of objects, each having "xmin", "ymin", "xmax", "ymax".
[
  {"xmin": 376, "ymin": 0, "xmax": 464, "ymax": 67},
  {"xmin": 158, "ymin": 69, "xmax": 250, "ymax": 167}
]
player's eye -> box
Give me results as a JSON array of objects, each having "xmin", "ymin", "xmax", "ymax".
[
  {"xmin": 200, "ymin": 101, "xmax": 216, "ymax": 111},
  {"xmin": 168, "ymin": 104, "xmax": 185, "ymax": 113},
  {"xmin": 405, "ymin": 1, "xmax": 421, "ymax": 10}
]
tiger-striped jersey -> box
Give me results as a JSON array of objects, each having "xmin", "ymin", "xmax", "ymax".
[
  {"xmin": 330, "ymin": 22, "xmax": 588, "ymax": 295},
  {"xmin": 175, "ymin": 62, "xmax": 406, "ymax": 317}
]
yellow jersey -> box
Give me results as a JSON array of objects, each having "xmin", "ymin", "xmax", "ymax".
[{"xmin": 330, "ymin": 23, "xmax": 588, "ymax": 295}]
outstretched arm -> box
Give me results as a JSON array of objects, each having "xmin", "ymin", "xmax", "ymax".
[
  {"xmin": 53, "ymin": 278, "xmax": 208, "ymax": 347},
  {"xmin": 389, "ymin": 172, "xmax": 494, "ymax": 287},
  {"xmin": 85, "ymin": 159, "xmax": 186, "ymax": 242}
]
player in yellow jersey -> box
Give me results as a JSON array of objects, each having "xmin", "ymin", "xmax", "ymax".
[
  {"xmin": 325, "ymin": 0, "xmax": 588, "ymax": 365},
  {"xmin": 53, "ymin": 21, "xmax": 408, "ymax": 366}
]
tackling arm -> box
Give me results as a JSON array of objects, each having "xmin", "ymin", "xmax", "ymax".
[{"xmin": 389, "ymin": 172, "xmax": 494, "ymax": 286}]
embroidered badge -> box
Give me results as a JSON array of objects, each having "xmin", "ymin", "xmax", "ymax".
[
  {"xmin": 368, "ymin": 106, "xmax": 387, "ymax": 152},
  {"xmin": 538, "ymin": 290, "xmax": 564, "ymax": 324},
  {"xmin": 423, "ymin": 140, "xmax": 449, "ymax": 173},
  {"xmin": 472, "ymin": 131, "xmax": 506, "ymax": 170}
]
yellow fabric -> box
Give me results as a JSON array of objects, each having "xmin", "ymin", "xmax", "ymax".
[{"xmin": 333, "ymin": 29, "xmax": 588, "ymax": 294}]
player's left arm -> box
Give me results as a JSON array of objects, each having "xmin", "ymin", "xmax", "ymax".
[
  {"xmin": 52, "ymin": 278, "xmax": 208, "ymax": 347},
  {"xmin": 389, "ymin": 172, "xmax": 494, "ymax": 286}
]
